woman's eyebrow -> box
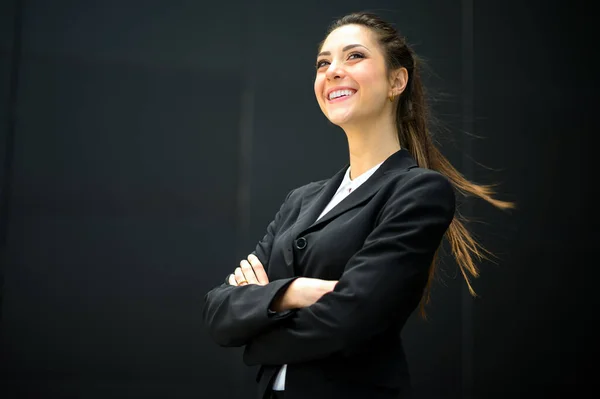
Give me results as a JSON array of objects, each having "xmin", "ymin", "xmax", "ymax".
[{"xmin": 317, "ymin": 44, "xmax": 369, "ymax": 57}]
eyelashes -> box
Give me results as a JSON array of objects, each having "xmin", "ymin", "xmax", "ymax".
[
  {"xmin": 315, "ymin": 60, "xmax": 329, "ymax": 69},
  {"xmin": 347, "ymin": 52, "xmax": 365, "ymax": 60},
  {"xmin": 315, "ymin": 52, "xmax": 365, "ymax": 69}
]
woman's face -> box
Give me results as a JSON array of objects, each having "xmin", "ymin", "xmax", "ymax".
[{"xmin": 314, "ymin": 24, "xmax": 391, "ymax": 127}]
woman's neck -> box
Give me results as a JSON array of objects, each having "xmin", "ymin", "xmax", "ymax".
[{"xmin": 342, "ymin": 117, "xmax": 400, "ymax": 180}]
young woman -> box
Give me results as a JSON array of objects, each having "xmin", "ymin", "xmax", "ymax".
[{"xmin": 203, "ymin": 11, "xmax": 512, "ymax": 399}]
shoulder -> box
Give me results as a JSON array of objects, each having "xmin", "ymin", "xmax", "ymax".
[
  {"xmin": 285, "ymin": 178, "xmax": 329, "ymax": 202},
  {"xmin": 381, "ymin": 167, "xmax": 456, "ymax": 216},
  {"xmin": 392, "ymin": 167, "xmax": 454, "ymax": 194},
  {"xmin": 270, "ymin": 178, "xmax": 329, "ymax": 216}
]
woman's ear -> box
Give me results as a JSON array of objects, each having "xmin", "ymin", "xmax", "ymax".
[{"xmin": 389, "ymin": 67, "xmax": 409, "ymax": 97}]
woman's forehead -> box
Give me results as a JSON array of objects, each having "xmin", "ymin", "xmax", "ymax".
[{"xmin": 320, "ymin": 25, "xmax": 375, "ymax": 52}]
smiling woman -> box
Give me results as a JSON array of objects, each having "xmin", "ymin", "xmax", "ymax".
[
  {"xmin": 202, "ymin": 11, "xmax": 513, "ymax": 399},
  {"xmin": 314, "ymin": 28, "xmax": 405, "ymax": 129}
]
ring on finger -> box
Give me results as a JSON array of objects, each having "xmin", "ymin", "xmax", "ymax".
[
  {"xmin": 234, "ymin": 267, "xmax": 248, "ymax": 286},
  {"xmin": 240, "ymin": 260, "xmax": 257, "ymax": 283}
]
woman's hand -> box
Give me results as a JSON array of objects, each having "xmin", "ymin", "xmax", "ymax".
[
  {"xmin": 227, "ymin": 255, "xmax": 337, "ymax": 312},
  {"xmin": 271, "ymin": 277, "xmax": 338, "ymax": 312},
  {"xmin": 228, "ymin": 254, "xmax": 269, "ymax": 286}
]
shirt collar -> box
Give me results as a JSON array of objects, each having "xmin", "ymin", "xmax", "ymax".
[{"xmin": 335, "ymin": 160, "xmax": 384, "ymax": 195}]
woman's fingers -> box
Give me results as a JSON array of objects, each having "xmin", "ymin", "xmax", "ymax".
[
  {"xmin": 239, "ymin": 260, "xmax": 259, "ymax": 284},
  {"xmin": 234, "ymin": 267, "xmax": 250, "ymax": 286},
  {"xmin": 230, "ymin": 255, "xmax": 269, "ymax": 287},
  {"xmin": 247, "ymin": 254, "xmax": 269, "ymax": 285}
]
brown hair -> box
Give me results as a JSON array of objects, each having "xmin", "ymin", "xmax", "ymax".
[{"xmin": 320, "ymin": 12, "xmax": 514, "ymax": 318}]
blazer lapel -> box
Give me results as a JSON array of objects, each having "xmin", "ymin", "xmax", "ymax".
[
  {"xmin": 293, "ymin": 164, "xmax": 347, "ymax": 237},
  {"xmin": 309, "ymin": 172, "xmax": 384, "ymax": 230},
  {"xmin": 295, "ymin": 149, "xmax": 418, "ymax": 237}
]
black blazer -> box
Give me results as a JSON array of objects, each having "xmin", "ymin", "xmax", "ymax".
[{"xmin": 203, "ymin": 149, "xmax": 456, "ymax": 399}]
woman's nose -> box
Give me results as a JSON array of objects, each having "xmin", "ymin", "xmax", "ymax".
[{"xmin": 325, "ymin": 62, "xmax": 345, "ymax": 80}]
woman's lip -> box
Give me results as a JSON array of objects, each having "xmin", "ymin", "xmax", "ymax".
[
  {"xmin": 326, "ymin": 86, "xmax": 357, "ymax": 97},
  {"xmin": 327, "ymin": 91, "xmax": 356, "ymax": 103}
]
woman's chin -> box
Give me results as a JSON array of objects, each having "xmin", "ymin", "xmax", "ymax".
[{"xmin": 326, "ymin": 110, "xmax": 355, "ymax": 127}]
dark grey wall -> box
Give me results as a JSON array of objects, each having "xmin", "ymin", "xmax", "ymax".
[
  {"xmin": 472, "ymin": 1, "xmax": 596, "ymax": 397},
  {"xmin": 0, "ymin": 1, "xmax": 595, "ymax": 398}
]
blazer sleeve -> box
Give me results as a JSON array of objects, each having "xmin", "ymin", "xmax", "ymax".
[
  {"xmin": 202, "ymin": 189, "xmax": 299, "ymax": 348},
  {"xmin": 243, "ymin": 172, "xmax": 456, "ymax": 365}
]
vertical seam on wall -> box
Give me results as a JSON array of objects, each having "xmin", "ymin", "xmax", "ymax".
[
  {"xmin": 461, "ymin": 0, "xmax": 474, "ymax": 398},
  {"xmin": 0, "ymin": 0, "xmax": 24, "ymax": 326},
  {"xmin": 235, "ymin": 2, "xmax": 259, "ymax": 396},
  {"xmin": 236, "ymin": 1, "xmax": 258, "ymax": 258}
]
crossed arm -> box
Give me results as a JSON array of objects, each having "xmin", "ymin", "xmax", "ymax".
[
  {"xmin": 202, "ymin": 172, "xmax": 455, "ymax": 365},
  {"xmin": 202, "ymin": 252, "xmax": 336, "ymax": 347},
  {"xmin": 201, "ymin": 188, "xmax": 336, "ymax": 347}
]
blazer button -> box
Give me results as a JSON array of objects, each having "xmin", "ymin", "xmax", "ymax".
[{"xmin": 295, "ymin": 237, "xmax": 307, "ymax": 250}]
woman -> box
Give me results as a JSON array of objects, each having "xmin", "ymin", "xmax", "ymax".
[{"xmin": 203, "ymin": 11, "xmax": 512, "ymax": 399}]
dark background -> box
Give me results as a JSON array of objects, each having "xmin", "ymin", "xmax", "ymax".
[{"xmin": 0, "ymin": 0, "xmax": 596, "ymax": 398}]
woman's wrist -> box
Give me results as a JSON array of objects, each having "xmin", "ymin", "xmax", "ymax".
[{"xmin": 271, "ymin": 279, "xmax": 299, "ymax": 312}]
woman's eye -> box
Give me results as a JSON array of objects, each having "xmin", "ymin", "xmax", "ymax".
[
  {"xmin": 348, "ymin": 52, "xmax": 365, "ymax": 60},
  {"xmin": 316, "ymin": 60, "xmax": 330, "ymax": 69},
  {"xmin": 315, "ymin": 53, "xmax": 363, "ymax": 69}
]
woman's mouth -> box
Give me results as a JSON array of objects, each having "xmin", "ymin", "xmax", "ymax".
[{"xmin": 327, "ymin": 89, "xmax": 357, "ymax": 103}]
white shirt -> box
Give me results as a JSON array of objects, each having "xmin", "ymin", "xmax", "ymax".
[{"xmin": 272, "ymin": 160, "xmax": 384, "ymax": 391}]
